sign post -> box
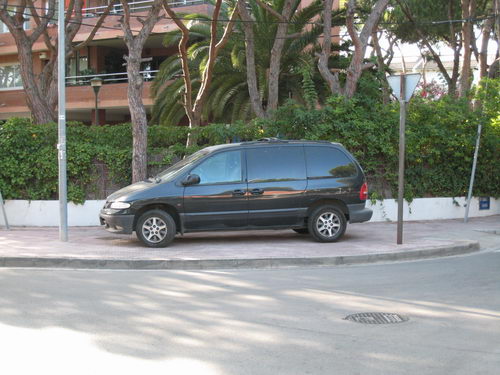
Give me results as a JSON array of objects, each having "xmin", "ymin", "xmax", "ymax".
[
  {"xmin": 387, "ymin": 73, "xmax": 421, "ymax": 244},
  {"xmin": 464, "ymin": 122, "xmax": 482, "ymax": 223},
  {"xmin": 0, "ymin": 191, "xmax": 9, "ymax": 230}
]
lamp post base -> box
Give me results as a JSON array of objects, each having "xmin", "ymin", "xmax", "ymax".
[{"xmin": 91, "ymin": 109, "xmax": 106, "ymax": 125}]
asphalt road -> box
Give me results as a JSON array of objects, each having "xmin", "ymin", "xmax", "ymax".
[{"xmin": 0, "ymin": 249, "xmax": 499, "ymax": 375}]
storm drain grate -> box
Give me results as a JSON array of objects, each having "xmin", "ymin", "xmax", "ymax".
[{"xmin": 344, "ymin": 312, "xmax": 409, "ymax": 324}]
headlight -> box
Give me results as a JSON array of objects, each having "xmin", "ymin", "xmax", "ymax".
[{"xmin": 109, "ymin": 201, "xmax": 131, "ymax": 209}]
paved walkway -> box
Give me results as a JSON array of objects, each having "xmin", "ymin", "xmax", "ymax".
[{"xmin": 0, "ymin": 216, "xmax": 498, "ymax": 269}]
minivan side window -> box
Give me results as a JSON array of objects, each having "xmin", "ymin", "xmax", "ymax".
[
  {"xmin": 190, "ymin": 150, "xmax": 242, "ymax": 184},
  {"xmin": 247, "ymin": 146, "xmax": 306, "ymax": 182},
  {"xmin": 305, "ymin": 146, "xmax": 357, "ymax": 178}
]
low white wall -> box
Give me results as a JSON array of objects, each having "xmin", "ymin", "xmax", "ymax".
[
  {"xmin": 366, "ymin": 197, "xmax": 499, "ymax": 222},
  {"xmin": 1, "ymin": 200, "xmax": 106, "ymax": 227},
  {"xmin": 0, "ymin": 197, "xmax": 498, "ymax": 227}
]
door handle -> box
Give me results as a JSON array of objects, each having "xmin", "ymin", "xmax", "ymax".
[
  {"xmin": 250, "ymin": 188, "xmax": 264, "ymax": 195},
  {"xmin": 232, "ymin": 189, "xmax": 246, "ymax": 196}
]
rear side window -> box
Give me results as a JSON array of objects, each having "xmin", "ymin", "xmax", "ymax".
[
  {"xmin": 305, "ymin": 146, "xmax": 357, "ymax": 178},
  {"xmin": 247, "ymin": 146, "xmax": 306, "ymax": 182}
]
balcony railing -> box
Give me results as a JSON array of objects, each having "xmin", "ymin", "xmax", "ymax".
[
  {"xmin": 65, "ymin": 70, "xmax": 159, "ymax": 86},
  {"xmin": 82, "ymin": 0, "xmax": 207, "ymax": 16}
]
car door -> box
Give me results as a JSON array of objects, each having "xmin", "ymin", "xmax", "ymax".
[
  {"xmin": 303, "ymin": 145, "xmax": 360, "ymax": 206},
  {"xmin": 182, "ymin": 149, "xmax": 248, "ymax": 231},
  {"xmin": 246, "ymin": 145, "xmax": 308, "ymax": 227}
]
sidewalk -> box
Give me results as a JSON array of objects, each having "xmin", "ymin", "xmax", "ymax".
[{"xmin": 0, "ymin": 216, "xmax": 498, "ymax": 270}]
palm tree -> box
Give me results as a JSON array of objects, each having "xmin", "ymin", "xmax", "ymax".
[{"xmin": 152, "ymin": 0, "xmax": 338, "ymax": 125}]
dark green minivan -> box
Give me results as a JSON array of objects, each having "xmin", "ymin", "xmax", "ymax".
[{"xmin": 99, "ymin": 139, "xmax": 372, "ymax": 247}]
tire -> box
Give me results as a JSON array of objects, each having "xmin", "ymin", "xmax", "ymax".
[
  {"xmin": 308, "ymin": 205, "xmax": 347, "ymax": 242},
  {"xmin": 135, "ymin": 209, "xmax": 176, "ymax": 248},
  {"xmin": 293, "ymin": 228, "xmax": 309, "ymax": 234}
]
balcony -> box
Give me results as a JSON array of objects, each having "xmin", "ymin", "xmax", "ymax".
[
  {"xmin": 0, "ymin": 71, "xmax": 159, "ymax": 122},
  {"xmin": 82, "ymin": 0, "xmax": 208, "ymax": 17},
  {"xmin": 65, "ymin": 70, "xmax": 159, "ymax": 86}
]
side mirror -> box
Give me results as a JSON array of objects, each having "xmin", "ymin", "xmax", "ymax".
[{"xmin": 182, "ymin": 174, "xmax": 200, "ymax": 186}]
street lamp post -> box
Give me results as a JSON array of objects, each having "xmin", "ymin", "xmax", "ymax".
[
  {"xmin": 57, "ymin": 0, "xmax": 67, "ymax": 241},
  {"xmin": 90, "ymin": 77, "xmax": 103, "ymax": 125}
]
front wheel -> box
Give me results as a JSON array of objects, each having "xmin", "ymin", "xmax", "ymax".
[
  {"xmin": 308, "ymin": 205, "xmax": 346, "ymax": 242},
  {"xmin": 136, "ymin": 209, "xmax": 176, "ymax": 248}
]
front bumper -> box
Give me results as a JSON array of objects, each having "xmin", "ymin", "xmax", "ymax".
[
  {"xmin": 347, "ymin": 203, "xmax": 373, "ymax": 223},
  {"xmin": 99, "ymin": 211, "xmax": 135, "ymax": 234}
]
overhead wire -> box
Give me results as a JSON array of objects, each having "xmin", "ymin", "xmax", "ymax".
[
  {"xmin": 0, "ymin": 5, "xmax": 496, "ymax": 47},
  {"xmin": 2, "ymin": 6, "xmax": 350, "ymax": 36},
  {"xmin": 2, "ymin": 3, "xmax": 496, "ymax": 32}
]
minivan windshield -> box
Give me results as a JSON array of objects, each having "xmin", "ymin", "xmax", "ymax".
[{"xmin": 155, "ymin": 149, "xmax": 209, "ymax": 182}]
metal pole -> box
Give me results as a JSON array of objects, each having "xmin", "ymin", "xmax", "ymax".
[
  {"xmin": 464, "ymin": 123, "xmax": 482, "ymax": 223},
  {"xmin": 0, "ymin": 191, "xmax": 9, "ymax": 230},
  {"xmin": 397, "ymin": 75, "xmax": 406, "ymax": 245},
  {"xmin": 95, "ymin": 91, "xmax": 99, "ymax": 125},
  {"xmin": 58, "ymin": 0, "xmax": 68, "ymax": 241}
]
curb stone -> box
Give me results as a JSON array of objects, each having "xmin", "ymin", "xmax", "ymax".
[{"xmin": 0, "ymin": 240, "xmax": 479, "ymax": 270}]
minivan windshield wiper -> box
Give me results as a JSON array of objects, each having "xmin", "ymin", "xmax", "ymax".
[{"xmin": 155, "ymin": 150, "xmax": 209, "ymax": 182}]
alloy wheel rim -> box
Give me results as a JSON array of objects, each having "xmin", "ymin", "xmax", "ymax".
[
  {"xmin": 316, "ymin": 212, "xmax": 340, "ymax": 238},
  {"xmin": 142, "ymin": 217, "xmax": 168, "ymax": 243}
]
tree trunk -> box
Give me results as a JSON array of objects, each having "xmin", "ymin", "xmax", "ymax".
[
  {"xmin": 163, "ymin": 0, "xmax": 241, "ymax": 146},
  {"xmin": 237, "ymin": 0, "xmax": 267, "ymax": 117},
  {"xmin": 459, "ymin": 0, "xmax": 475, "ymax": 97},
  {"xmin": 317, "ymin": 0, "xmax": 341, "ymax": 95},
  {"xmin": 372, "ymin": 31, "xmax": 391, "ymax": 104},
  {"xmin": 267, "ymin": 0, "xmax": 294, "ymax": 112},
  {"xmin": 479, "ymin": 16, "xmax": 494, "ymax": 79},
  {"xmin": 318, "ymin": 0, "xmax": 389, "ymax": 98},
  {"xmin": 344, "ymin": 0, "xmax": 389, "ymax": 98},
  {"xmin": 186, "ymin": 115, "xmax": 202, "ymax": 148},
  {"xmin": 119, "ymin": 0, "xmax": 162, "ymax": 181},
  {"xmin": 16, "ymin": 37, "xmax": 56, "ymax": 124},
  {"xmin": 448, "ymin": 42, "xmax": 461, "ymax": 96},
  {"xmin": 126, "ymin": 51, "xmax": 148, "ymax": 183},
  {"xmin": 190, "ymin": 0, "xmax": 239, "ymax": 133}
]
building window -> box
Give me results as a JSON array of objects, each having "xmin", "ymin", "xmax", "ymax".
[
  {"xmin": 66, "ymin": 51, "xmax": 91, "ymax": 85},
  {"xmin": 0, "ymin": 64, "xmax": 23, "ymax": 90}
]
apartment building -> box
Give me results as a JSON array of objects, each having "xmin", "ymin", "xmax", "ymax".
[
  {"xmin": 0, "ymin": 0, "xmax": 339, "ymax": 124},
  {"xmin": 0, "ymin": 0, "xmax": 213, "ymax": 124}
]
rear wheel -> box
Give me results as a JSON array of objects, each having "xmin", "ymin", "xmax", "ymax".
[
  {"xmin": 136, "ymin": 209, "xmax": 176, "ymax": 248},
  {"xmin": 308, "ymin": 205, "xmax": 346, "ymax": 242}
]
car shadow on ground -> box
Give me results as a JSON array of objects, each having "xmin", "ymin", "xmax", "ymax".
[{"xmin": 101, "ymin": 229, "xmax": 355, "ymax": 249}]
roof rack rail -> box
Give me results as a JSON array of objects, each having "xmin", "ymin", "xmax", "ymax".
[{"xmin": 257, "ymin": 137, "xmax": 286, "ymax": 142}]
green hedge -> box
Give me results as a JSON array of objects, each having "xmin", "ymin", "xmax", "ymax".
[
  {"xmin": 0, "ymin": 120, "xmax": 262, "ymax": 203},
  {"xmin": 0, "ymin": 87, "xmax": 498, "ymax": 203}
]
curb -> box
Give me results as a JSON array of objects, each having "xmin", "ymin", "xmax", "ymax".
[{"xmin": 0, "ymin": 240, "xmax": 480, "ymax": 270}]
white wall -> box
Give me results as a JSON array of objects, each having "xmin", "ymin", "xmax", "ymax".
[
  {"xmin": 366, "ymin": 197, "xmax": 499, "ymax": 222},
  {"xmin": 1, "ymin": 200, "xmax": 105, "ymax": 227},
  {"xmin": 0, "ymin": 197, "xmax": 498, "ymax": 227}
]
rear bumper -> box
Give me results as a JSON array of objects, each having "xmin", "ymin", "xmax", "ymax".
[
  {"xmin": 347, "ymin": 203, "xmax": 373, "ymax": 223},
  {"xmin": 99, "ymin": 211, "xmax": 135, "ymax": 234}
]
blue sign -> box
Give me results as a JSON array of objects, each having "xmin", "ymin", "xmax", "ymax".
[{"xmin": 479, "ymin": 197, "xmax": 490, "ymax": 210}]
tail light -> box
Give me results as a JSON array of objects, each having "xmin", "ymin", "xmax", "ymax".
[{"xmin": 359, "ymin": 182, "xmax": 368, "ymax": 200}]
